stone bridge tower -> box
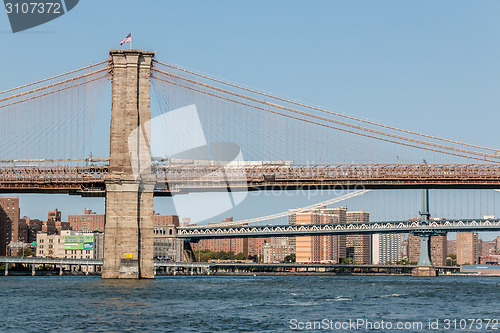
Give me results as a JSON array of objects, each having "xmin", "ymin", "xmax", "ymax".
[{"xmin": 103, "ymin": 50, "xmax": 156, "ymax": 279}]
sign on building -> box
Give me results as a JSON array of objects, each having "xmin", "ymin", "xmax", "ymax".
[
  {"xmin": 64, "ymin": 235, "xmax": 94, "ymax": 250},
  {"xmin": 8, "ymin": 241, "xmax": 25, "ymax": 249}
]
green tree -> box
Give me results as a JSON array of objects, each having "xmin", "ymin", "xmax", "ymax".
[
  {"xmin": 194, "ymin": 249, "xmax": 250, "ymax": 262},
  {"xmin": 235, "ymin": 252, "xmax": 247, "ymax": 260},
  {"xmin": 194, "ymin": 250, "xmax": 215, "ymax": 262},
  {"xmin": 340, "ymin": 258, "xmax": 355, "ymax": 264},
  {"xmin": 217, "ymin": 251, "xmax": 235, "ymax": 260},
  {"xmin": 17, "ymin": 247, "xmax": 36, "ymax": 257},
  {"xmin": 446, "ymin": 254, "xmax": 457, "ymax": 266},
  {"xmin": 396, "ymin": 258, "xmax": 409, "ymax": 265},
  {"xmin": 249, "ymin": 254, "xmax": 263, "ymax": 263},
  {"xmin": 248, "ymin": 254, "xmax": 258, "ymax": 262},
  {"xmin": 281, "ymin": 253, "xmax": 296, "ymax": 263}
]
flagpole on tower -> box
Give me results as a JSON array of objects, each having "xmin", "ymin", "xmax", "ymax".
[{"xmin": 130, "ymin": 32, "xmax": 132, "ymax": 50}]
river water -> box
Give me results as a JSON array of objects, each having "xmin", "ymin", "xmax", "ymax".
[{"xmin": 1, "ymin": 275, "xmax": 499, "ymax": 332}]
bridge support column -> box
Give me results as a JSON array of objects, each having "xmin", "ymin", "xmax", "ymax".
[
  {"xmin": 412, "ymin": 188, "xmax": 437, "ymax": 277},
  {"xmin": 417, "ymin": 234, "xmax": 432, "ymax": 266},
  {"xmin": 4, "ymin": 262, "xmax": 8, "ymax": 276},
  {"xmin": 412, "ymin": 234, "xmax": 437, "ymax": 277},
  {"xmin": 103, "ymin": 50, "xmax": 156, "ymax": 279},
  {"xmin": 412, "ymin": 265, "xmax": 437, "ymax": 277},
  {"xmin": 31, "ymin": 264, "xmax": 35, "ymax": 276}
]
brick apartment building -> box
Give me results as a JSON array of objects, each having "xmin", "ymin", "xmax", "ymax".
[
  {"xmin": 68, "ymin": 209, "xmax": 105, "ymax": 232},
  {"xmin": 408, "ymin": 233, "xmax": 447, "ymax": 266},
  {"xmin": 0, "ymin": 197, "xmax": 19, "ymax": 256},
  {"xmin": 456, "ymin": 232, "xmax": 479, "ymax": 265}
]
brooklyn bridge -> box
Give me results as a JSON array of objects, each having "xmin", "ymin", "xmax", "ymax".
[{"xmin": 1, "ymin": 49, "xmax": 500, "ymax": 278}]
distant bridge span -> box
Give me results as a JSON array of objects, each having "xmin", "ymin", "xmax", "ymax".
[{"xmin": 177, "ymin": 218, "xmax": 500, "ymax": 239}]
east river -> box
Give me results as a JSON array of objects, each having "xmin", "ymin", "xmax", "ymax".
[{"xmin": 1, "ymin": 275, "xmax": 499, "ymax": 332}]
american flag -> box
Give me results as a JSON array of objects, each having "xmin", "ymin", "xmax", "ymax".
[{"xmin": 120, "ymin": 33, "xmax": 131, "ymax": 46}]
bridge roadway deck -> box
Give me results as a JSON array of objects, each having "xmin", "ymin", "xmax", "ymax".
[
  {"xmin": 208, "ymin": 262, "xmax": 458, "ymax": 273},
  {"xmin": 0, "ymin": 257, "xmax": 206, "ymax": 269},
  {"xmin": 1, "ymin": 163, "xmax": 500, "ymax": 195},
  {"xmin": 1, "ymin": 256, "xmax": 102, "ymax": 266},
  {"xmin": 178, "ymin": 219, "xmax": 500, "ymax": 239}
]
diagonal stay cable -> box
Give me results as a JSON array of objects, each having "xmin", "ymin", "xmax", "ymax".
[{"xmin": 154, "ymin": 60, "xmax": 500, "ymax": 154}]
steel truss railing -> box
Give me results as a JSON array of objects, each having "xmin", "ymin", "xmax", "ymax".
[{"xmin": 177, "ymin": 219, "xmax": 500, "ymax": 239}]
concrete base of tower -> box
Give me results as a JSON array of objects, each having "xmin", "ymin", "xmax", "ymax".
[
  {"xmin": 102, "ymin": 181, "xmax": 155, "ymax": 279},
  {"xmin": 412, "ymin": 266, "xmax": 437, "ymax": 277}
]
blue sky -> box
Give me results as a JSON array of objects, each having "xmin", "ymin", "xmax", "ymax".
[{"xmin": 1, "ymin": 1, "xmax": 500, "ymax": 239}]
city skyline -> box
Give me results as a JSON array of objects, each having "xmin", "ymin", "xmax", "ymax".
[
  {"xmin": 3, "ymin": 190, "xmax": 498, "ymax": 240},
  {"xmin": 5, "ymin": 195, "xmax": 499, "ymax": 267}
]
